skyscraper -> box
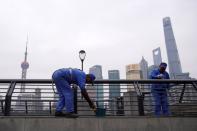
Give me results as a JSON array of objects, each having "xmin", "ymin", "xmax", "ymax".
[
  {"xmin": 108, "ymin": 70, "xmax": 120, "ymax": 99},
  {"xmin": 163, "ymin": 17, "xmax": 182, "ymax": 78},
  {"xmin": 139, "ymin": 57, "xmax": 148, "ymax": 79},
  {"xmin": 108, "ymin": 70, "xmax": 121, "ymax": 115},
  {"xmin": 163, "ymin": 17, "xmax": 190, "ymax": 105},
  {"xmin": 153, "ymin": 47, "xmax": 162, "ymax": 66},
  {"xmin": 89, "ymin": 65, "xmax": 103, "ymax": 79},
  {"xmin": 89, "ymin": 65, "xmax": 104, "ymax": 108},
  {"xmin": 139, "ymin": 57, "xmax": 152, "ymax": 111}
]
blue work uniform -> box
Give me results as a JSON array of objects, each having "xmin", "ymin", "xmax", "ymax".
[
  {"xmin": 52, "ymin": 68, "xmax": 86, "ymax": 113},
  {"xmin": 150, "ymin": 69, "xmax": 170, "ymax": 116}
]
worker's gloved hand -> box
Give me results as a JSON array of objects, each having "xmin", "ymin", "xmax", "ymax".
[
  {"xmin": 157, "ymin": 74, "xmax": 164, "ymax": 79},
  {"xmin": 81, "ymin": 89, "xmax": 96, "ymax": 112}
]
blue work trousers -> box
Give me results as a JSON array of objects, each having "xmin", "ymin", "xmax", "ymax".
[
  {"xmin": 52, "ymin": 72, "xmax": 74, "ymax": 113},
  {"xmin": 152, "ymin": 90, "xmax": 169, "ymax": 116}
]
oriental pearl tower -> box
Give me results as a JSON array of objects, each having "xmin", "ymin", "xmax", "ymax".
[{"xmin": 20, "ymin": 36, "xmax": 29, "ymax": 93}]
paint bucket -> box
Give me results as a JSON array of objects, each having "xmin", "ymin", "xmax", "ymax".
[{"xmin": 95, "ymin": 108, "xmax": 106, "ymax": 117}]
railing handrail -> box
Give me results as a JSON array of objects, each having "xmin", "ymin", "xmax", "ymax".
[{"xmin": 0, "ymin": 79, "xmax": 197, "ymax": 84}]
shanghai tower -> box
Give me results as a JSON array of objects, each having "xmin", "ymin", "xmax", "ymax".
[{"xmin": 163, "ymin": 17, "xmax": 182, "ymax": 78}]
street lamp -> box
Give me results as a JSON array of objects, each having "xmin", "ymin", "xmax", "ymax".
[
  {"xmin": 74, "ymin": 50, "xmax": 86, "ymax": 113},
  {"xmin": 79, "ymin": 50, "xmax": 86, "ymax": 71}
]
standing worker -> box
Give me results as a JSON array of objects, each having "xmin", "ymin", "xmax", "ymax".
[
  {"xmin": 52, "ymin": 68, "xmax": 96, "ymax": 118},
  {"xmin": 150, "ymin": 62, "xmax": 170, "ymax": 116}
]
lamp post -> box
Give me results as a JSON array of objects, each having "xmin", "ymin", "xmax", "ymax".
[
  {"xmin": 74, "ymin": 50, "xmax": 86, "ymax": 112},
  {"xmin": 79, "ymin": 50, "xmax": 86, "ymax": 71}
]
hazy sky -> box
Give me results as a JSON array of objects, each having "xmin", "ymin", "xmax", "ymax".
[{"xmin": 0, "ymin": 0, "xmax": 196, "ymax": 79}]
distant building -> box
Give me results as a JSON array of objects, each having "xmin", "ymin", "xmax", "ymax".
[
  {"xmin": 109, "ymin": 96, "xmax": 124, "ymax": 116},
  {"xmin": 15, "ymin": 88, "xmax": 43, "ymax": 113},
  {"xmin": 153, "ymin": 47, "xmax": 162, "ymax": 66},
  {"xmin": 126, "ymin": 64, "xmax": 141, "ymax": 80},
  {"xmin": 108, "ymin": 70, "xmax": 121, "ymax": 115},
  {"xmin": 89, "ymin": 65, "xmax": 103, "ymax": 80},
  {"xmin": 34, "ymin": 88, "xmax": 43, "ymax": 112},
  {"xmin": 108, "ymin": 70, "xmax": 120, "ymax": 99},
  {"xmin": 174, "ymin": 73, "xmax": 190, "ymax": 79},
  {"xmin": 163, "ymin": 17, "xmax": 192, "ymax": 104},
  {"xmin": 20, "ymin": 36, "xmax": 29, "ymax": 93},
  {"xmin": 16, "ymin": 36, "xmax": 43, "ymax": 112},
  {"xmin": 123, "ymin": 91, "xmax": 138, "ymax": 116},
  {"xmin": 126, "ymin": 64, "xmax": 142, "ymax": 91},
  {"xmin": 163, "ymin": 17, "xmax": 190, "ymax": 79},
  {"xmin": 139, "ymin": 57, "xmax": 148, "ymax": 79},
  {"xmin": 139, "ymin": 57, "xmax": 152, "ymax": 112},
  {"xmin": 89, "ymin": 65, "xmax": 104, "ymax": 108}
]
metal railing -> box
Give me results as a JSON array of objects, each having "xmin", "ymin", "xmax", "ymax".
[{"xmin": 0, "ymin": 79, "xmax": 197, "ymax": 116}]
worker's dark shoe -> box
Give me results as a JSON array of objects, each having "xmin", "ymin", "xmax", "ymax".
[
  {"xmin": 55, "ymin": 111, "xmax": 66, "ymax": 117},
  {"xmin": 64, "ymin": 112, "xmax": 78, "ymax": 118}
]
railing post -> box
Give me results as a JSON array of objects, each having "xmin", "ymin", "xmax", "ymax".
[
  {"xmin": 179, "ymin": 84, "xmax": 186, "ymax": 103},
  {"xmin": 137, "ymin": 94, "xmax": 144, "ymax": 116},
  {"xmin": 4, "ymin": 82, "xmax": 16, "ymax": 116},
  {"xmin": 73, "ymin": 84, "xmax": 78, "ymax": 114},
  {"xmin": 133, "ymin": 81, "xmax": 144, "ymax": 116},
  {"xmin": 25, "ymin": 101, "xmax": 28, "ymax": 114},
  {"xmin": 49, "ymin": 101, "xmax": 52, "ymax": 114},
  {"xmin": 192, "ymin": 82, "xmax": 197, "ymax": 91},
  {"xmin": 133, "ymin": 81, "xmax": 142, "ymax": 96},
  {"xmin": 1, "ymin": 100, "xmax": 4, "ymax": 113}
]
